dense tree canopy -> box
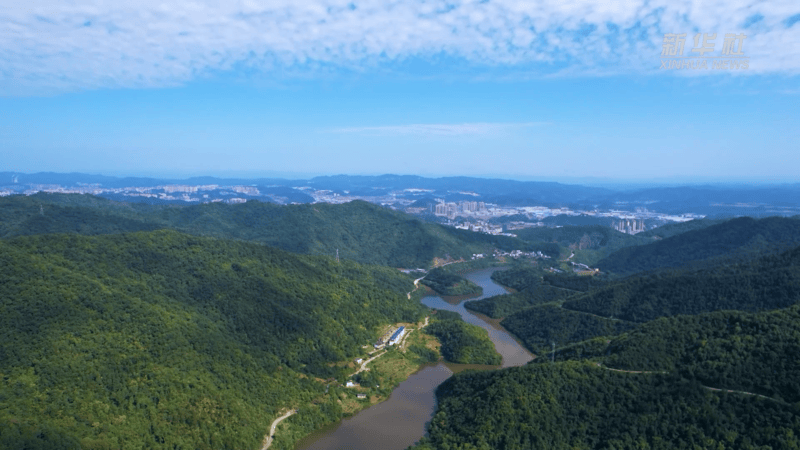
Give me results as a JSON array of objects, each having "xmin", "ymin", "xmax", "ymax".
[
  {"xmin": 0, "ymin": 194, "xmax": 538, "ymax": 268},
  {"xmin": 0, "ymin": 230, "xmax": 426, "ymax": 449},
  {"xmin": 597, "ymin": 216, "xmax": 800, "ymax": 275},
  {"xmin": 465, "ymin": 266, "xmax": 606, "ymax": 319},
  {"xmin": 421, "ymin": 268, "xmax": 483, "ymax": 297},
  {"xmin": 412, "ymin": 360, "xmax": 800, "ymax": 450},
  {"xmin": 424, "ymin": 311, "xmax": 501, "ymax": 365}
]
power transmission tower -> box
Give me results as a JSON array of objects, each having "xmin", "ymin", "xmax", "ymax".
[
  {"xmin": 336, "ymin": 249, "xmax": 339, "ymax": 263},
  {"xmin": 39, "ymin": 204, "xmax": 44, "ymax": 216},
  {"xmin": 551, "ymin": 342, "xmax": 555, "ymax": 363}
]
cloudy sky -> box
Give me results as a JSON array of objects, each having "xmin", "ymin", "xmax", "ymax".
[{"xmin": 2, "ymin": 0, "xmax": 799, "ymax": 181}]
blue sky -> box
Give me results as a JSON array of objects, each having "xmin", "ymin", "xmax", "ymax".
[{"xmin": 2, "ymin": 0, "xmax": 799, "ymax": 182}]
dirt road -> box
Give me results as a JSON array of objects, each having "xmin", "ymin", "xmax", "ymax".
[
  {"xmin": 354, "ymin": 351, "xmax": 387, "ymax": 375},
  {"xmin": 594, "ymin": 363, "xmax": 782, "ymax": 402},
  {"xmin": 261, "ymin": 409, "xmax": 297, "ymax": 450}
]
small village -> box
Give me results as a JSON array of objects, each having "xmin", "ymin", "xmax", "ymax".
[{"xmin": 340, "ymin": 318, "xmax": 429, "ymax": 402}]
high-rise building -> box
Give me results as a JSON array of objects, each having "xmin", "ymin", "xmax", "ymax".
[{"xmin": 614, "ymin": 219, "xmax": 646, "ymax": 234}]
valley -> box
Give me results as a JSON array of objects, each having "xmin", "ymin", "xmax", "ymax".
[{"xmin": 1, "ymin": 192, "xmax": 800, "ymax": 450}]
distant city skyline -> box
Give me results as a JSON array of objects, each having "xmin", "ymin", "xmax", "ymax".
[{"xmin": 2, "ymin": 1, "xmax": 798, "ymax": 182}]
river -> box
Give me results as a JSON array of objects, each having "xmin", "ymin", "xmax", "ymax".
[{"xmin": 294, "ymin": 267, "xmax": 533, "ymax": 450}]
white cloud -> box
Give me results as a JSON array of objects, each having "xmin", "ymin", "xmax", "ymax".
[
  {"xmin": 330, "ymin": 122, "xmax": 549, "ymax": 136},
  {"xmin": 2, "ymin": 0, "xmax": 799, "ymax": 94}
]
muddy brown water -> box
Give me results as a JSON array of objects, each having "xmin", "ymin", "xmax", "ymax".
[{"xmin": 294, "ymin": 267, "xmax": 533, "ymax": 450}]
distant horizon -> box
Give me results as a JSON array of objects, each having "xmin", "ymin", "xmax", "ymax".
[
  {"xmin": 4, "ymin": 1, "xmax": 798, "ymax": 185},
  {"xmin": 3, "ymin": 170, "xmax": 799, "ymax": 189}
]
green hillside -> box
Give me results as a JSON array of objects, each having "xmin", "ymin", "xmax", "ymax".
[
  {"xmin": 597, "ymin": 216, "xmax": 800, "ymax": 275},
  {"xmin": 412, "ymin": 361, "xmax": 799, "ymax": 450},
  {"xmin": 0, "ymin": 195, "xmax": 161, "ymax": 237},
  {"xmin": 464, "ymin": 266, "xmax": 608, "ymax": 319},
  {"xmin": 637, "ymin": 218, "xmax": 725, "ymax": 239},
  {"xmin": 0, "ymin": 230, "xmax": 425, "ymax": 449},
  {"xmin": 514, "ymin": 224, "xmax": 650, "ymax": 250},
  {"xmin": 424, "ymin": 311, "xmax": 501, "ymax": 365},
  {"xmin": 565, "ymin": 245, "xmax": 800, "ymax": 322},
  {"xmin": 583, "ymin": 306, "xmax": 800, "ymax": 403},
  {"xmin": 501, "ymin": 305, "xmax": 637, "ymax": 354},
  {"xmin": 420, "ymin": 268, "xmax": 483, "ymax": 297},
  {"xmin": 0, "ymin": 194, "xmax": 526, "ymax": 268},
  {"xmin": 513, "ymin": 225, "xmax": 651, "ymax": 265},
  {"xmin": 495, "ymin": 245, "xmax": 800, "ymax": 355},
  {"xmin": 411, "ymin": 305, "xmax": 800, "ymax": 450}
]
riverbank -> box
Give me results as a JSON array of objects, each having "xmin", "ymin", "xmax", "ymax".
[
  {"xmin": 288, "ymin": 266, "xmax": 533, "ymax": 450},
  {"xmin": 266, "ymin": 315, "xmax": 443, "ymax": 450}
]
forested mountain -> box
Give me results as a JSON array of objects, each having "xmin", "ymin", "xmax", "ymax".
[
  {"xmin": 0, "ymin": 194, "xmax": 163, "ymax": 237},
  {"xmin": 637, "ymin": 218, "xmax": 725, "ymax": 239},
  {"xmin": 148, "ymin": 199, "xmax": 496, "ymax": 267},
  {"xmin": 411, "ymin": 360, "xmax": 800, "ymax": 450},
  {"xmin": 0, "ymin": 230, "xmax": 425, "ymax": 449},
  {"xmin": 512, "ymin": 225, "xmax": 650, "ymax": 265},
  {"xmin": 597, "ymin": 216, "xmax": 800, "ymax": 275},
  {"xmin": 567, "ymin": 245, "xmax": 800, "ymax": 322},
  {"xmin": 464, "ymin": 289, "xmax": 563, "ymax": 319},
  {"xmin": 571, "ymin": 305, "xmax": 800, "ymax": 403},
  {"xmin": 411, "ymin": 305, "xmax": 800, "ymax": 450},
  {"xmin": 0, "ymin": 194, "xmax": 526, "ymax": 268},
  {"xmin": 501, "ymin": 305, "xmax": 637, "ymax": 353},
  {"xmin": 485, "ymin": 244, "xmax": 800, "ymax": 354},
  {"xmin": 465, "ymin": 266, "xmax": 609, "ymax": 319},
  {"xmin": 514, "ymin": 225, "xmax": 649, "ymax": 250}
]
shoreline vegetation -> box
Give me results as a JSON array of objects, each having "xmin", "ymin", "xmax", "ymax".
[
  {"xmin": 269, "ymin": 316, "xmax": 442, "ymax": 450},
  {"xmin": 273, "ymin": 269, "xmax": 506, "ymax": 449},
  {"xmin": 420, "ymin": 267, "xmax": 483, "ymax": 297},
  {"xmin": 275, "ymin": 305, "xmax": 503, "ymax": 449}
]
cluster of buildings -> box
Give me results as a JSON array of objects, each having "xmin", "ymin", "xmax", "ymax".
[
  {"xmin": 454, "ymin": 221, "xmax": 504, "ymax": 235},
  {"xmin": 3, "ymin": 178, "xmax": 710, "ymax": 229},
  {"xmin": 434, "ymin": 201, "xmax": 487, "ymax": 218},
  {"xmin": 4, "ymin": 182, "xmax": 263, "ymax": 205},
  {"xmin": 613, "ymin": 218, "xmax": 647, "ymax": 235},
  {"xmin": 472, "ymin": 249, "xmax": 550, "ymax": 261},
  {"xmin": 373, "ymin": 326, "xmax": 406, "ymax": 349},
  {"xmin": 20, "ymin": 184, "xmax": 104, "ymax": 196},
  {"xmin": 490, "ymin": 249, "xmax": 551, "ymax": 260}
]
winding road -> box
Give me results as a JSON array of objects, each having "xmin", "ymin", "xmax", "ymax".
[
  {"xmin": 261, "ymin": 409, "xmax": 297, "ymax": 450},
  {"xmin": 407, "ymin": 275, "xmax": 427, "ymax": 299},
  {"xmin": 594, "ymin": 363, "xmax": 783, "ymax": 402}
]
